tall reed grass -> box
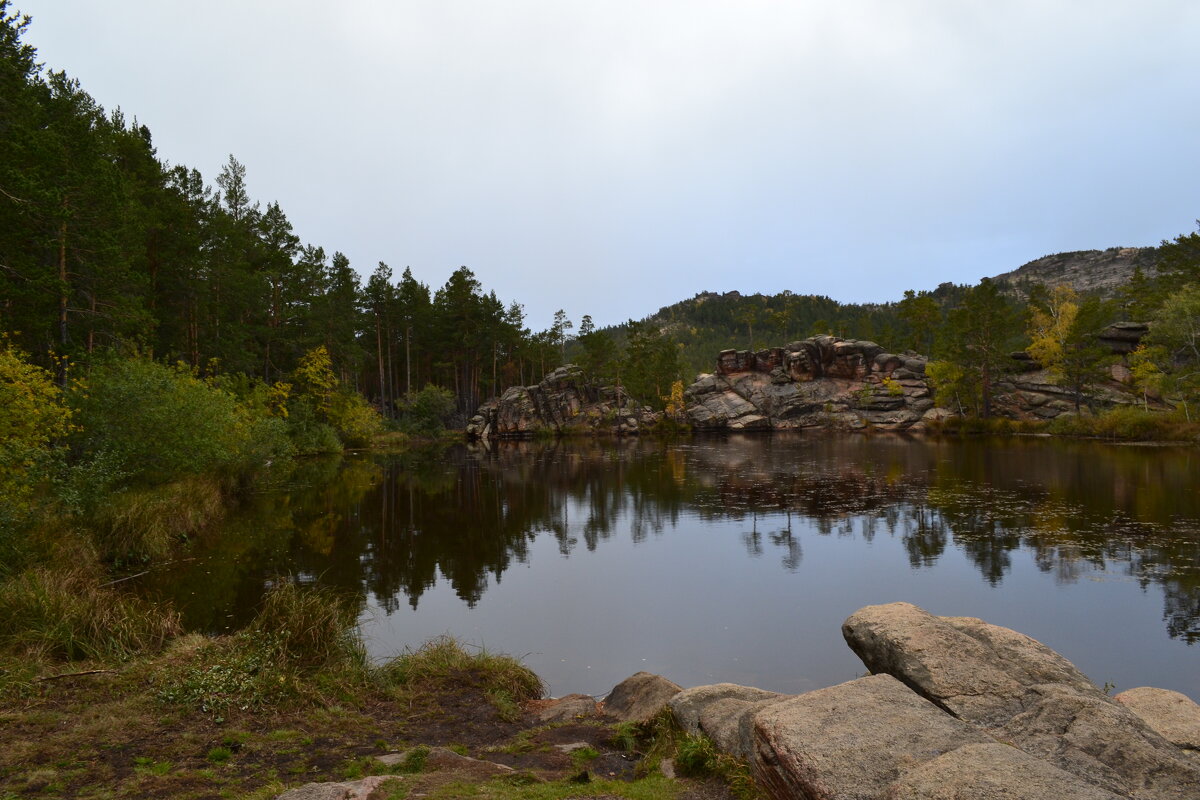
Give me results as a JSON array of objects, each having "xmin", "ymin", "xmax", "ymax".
[{"xmin": 0, "ymin": 564, "xmax": 180, "ymax": 661}]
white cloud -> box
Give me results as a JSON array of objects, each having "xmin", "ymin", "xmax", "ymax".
[{"xmin": 17, "ymin": 0, "xmax": 1200, "ymax": 328}]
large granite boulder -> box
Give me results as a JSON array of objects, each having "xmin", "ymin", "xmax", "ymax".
[
  {"xmin": 843, "ymin": 602, "xmax": 1200, "ymax": 799},
  {"xmin": 884, "ymin": 742, "xmax": 1124, "ymax": 800},
  {"xmin": 1115, "ymin": 687, "xmax": 1200, "ymax": 757},
  {"xmin": 751, "ymin": 674, "xmax": 992, "ymax": 800}
]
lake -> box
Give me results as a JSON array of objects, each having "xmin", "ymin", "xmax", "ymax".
[{"xmin": 144, "ymin": 434, "xmax": 1200, "ymax": 700}]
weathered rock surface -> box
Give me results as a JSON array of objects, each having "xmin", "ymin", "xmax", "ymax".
[
  {"xmin": 990, "ymin": 246, "xmax": 1160, "ymax": 297},
  {"xmin": 843, "ymin": 602, "xmax": 1200, "ymax": 799},
  {"xmin": 374, "ymin": 747, "xmax": 514, "ymax": 780},
  {"xmin": 682, "ymin": 335, "xmax": 1146, "ymax": 431},
  {"xmin": 883, "ymin": 742, "xmax": 1125, "ymax": 800},
  {"xmin": 751, "ymin": 674, "xmax": 993, "ymax": 800},
  {"xmin": 1116, "ymin": 687, "xmax": 1200, "ymax": 755},
  {"xmin": 669, "ymin": 683, "xmax": 788, "ymax": 761},
  {"xmin": 468, "ymin": 365, "xmax": 662, "ymax": 438},
  {"xmin": 535, "ymin": 693, "xmax": 601, "ymax": 723},
  {"xmin": 276, "ymin": 776, "xmax": 392, "ymax": 800},
  {"xmin": 842, "ymin": 602, "xmax": 1094, "ymax": 724},
  {"xmin": 602, "ymin": 671, "xmax": 682, "ymax": 723},
  {"xmin": 685, "ymin": 337, "xmax": 935, "ymax": 432}
]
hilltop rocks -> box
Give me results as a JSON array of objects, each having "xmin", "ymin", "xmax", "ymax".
[
  {"xmin": 685, "ymin": 336, "xmax": 937, "ymax": 431},
  {"xmin": 467, "ymin": 366, "xmax": 661, "ymax": 438}
]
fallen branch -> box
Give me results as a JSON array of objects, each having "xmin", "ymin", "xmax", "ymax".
[
  {"xmin": 98, "ymin": 570, "xmax": 150, "ymax": 588},
  {"xmin": 35, "ymin": 669, "xmax": 115, "ymax": 682}
]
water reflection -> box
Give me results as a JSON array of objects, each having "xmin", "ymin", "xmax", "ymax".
[{"xmin": 147, "ymin": 436, "xmax": 1200, "ymax": 647}]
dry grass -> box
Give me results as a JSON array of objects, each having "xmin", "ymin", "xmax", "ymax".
[
  {"xmin": 251, "ymin": 579, "xmax": 366, "ymax": 671},
  {"xmin": 380, "ymin": 636, "xmax": 545, "ymax": 708},
  {"xmin": 91, "ymin": 474, "xmax": 228, "ymax": 563},
  {"xmin": 0, "ymin": 564, "xmax": 181, "ymax": 662}
]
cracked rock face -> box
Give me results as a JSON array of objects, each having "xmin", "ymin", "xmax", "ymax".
[
  {"xmin": 751, "ymin": 674, "xmax": 993, "ymax": 800},
  {"xmin": 842, "ymin": 602, "xmax": 1200, "ymax": 799},
  {"xmin": 685, "ymin": 337, "xmax": 935, "ymax": 432}
]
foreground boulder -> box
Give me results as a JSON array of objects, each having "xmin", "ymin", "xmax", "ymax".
[
  {"xmin": 842, "ymin": 602, "xmax": 1200, "ymax": 799},
  {"xmin": 885, "ymin": 742, "xmax": 1124, "ymax": 800},
  {"xmin": 602, "ymin": 671, "xmax": 682, "ymax": 723},
  {"xmin": 1115, "ymin": 687, "xmax": 1200, "ymax": 758},
  {"xmin": 751, "ymin": 674, "xmax": 992, "ymax": 799}
]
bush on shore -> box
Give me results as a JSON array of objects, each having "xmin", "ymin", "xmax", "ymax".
[{"xmin": 1048, "ymin": 405, "xmax": 1200, "ymax": 441}]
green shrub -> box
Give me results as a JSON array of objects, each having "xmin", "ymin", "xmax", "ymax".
[
  {"xmin": 0, "ymin": 343, "xmax": 73, "ymax": 551},
  {"xmin": 69, "ymin": 356, "xmax": 290, "ymax": 488},
  {"xmin": 396, "ymin": 385, "xmax": 456, "ymax": 435},
  {"xmin": 328, "ymin": 390, "xmax": 385, "ymax": 447},
  {"xmin": 285, "ymin": 396, "xmax": 343, "ymax": 455}
]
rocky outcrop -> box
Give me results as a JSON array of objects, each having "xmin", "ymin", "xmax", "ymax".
[
  {"xmin": 468, "ymin": 332, "xmax": 1152, "ymax": 437},
  {"xmin": 990, "ymin": 246, "xmax": 1160, "ymax": 297},
  {"xmin": 649, "ymin": 602, "xmax": 1200, "ymax": 800},
  {"xmin": 467, "ymin": 365, "xmax": 662, "ymax": 438},
  {"xmin": 682, "ymin": 334, "xmax": 1150, "ymax": 431},
  {"xmin": 685, "ymin": 336, "xmax": 938, "ymax": 432},
  {"xmin": 842, "ymin": 602, "xmax": 1200, "ymax": 799}
]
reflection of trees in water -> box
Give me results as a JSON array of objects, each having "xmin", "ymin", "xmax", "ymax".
[
  {"xmin": 156, "ymin": 435, "xmax": 1200, "ymax": 643},
  {"xmin": 686, "ymin": 435, "xmax": 1200, "ymax": 639}
]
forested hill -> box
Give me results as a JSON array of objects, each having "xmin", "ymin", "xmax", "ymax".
[{"xmin": 609, "ymin": 246, "xmax": 1167, "ymax": 375}]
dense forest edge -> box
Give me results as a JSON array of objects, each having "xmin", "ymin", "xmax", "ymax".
[{"xmin": 2, "ymin": 3, "xmax": 1200, "ymax": 796}]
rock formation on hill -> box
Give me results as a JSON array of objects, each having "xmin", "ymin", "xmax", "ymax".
[
  {"xmin": 684, "ymin": 336, "xmax": 939, "ymax": 432},
  {"xmin": 466, "ymin": 329, "xmax": 1152, "ymax": 438},
  {"xmin": 466, "ymin": 365, "xmax": 663, "ymax": 438},
  {"xmin": 989, "ymin": 246, "xmax": 1160, "ymax": 297}
]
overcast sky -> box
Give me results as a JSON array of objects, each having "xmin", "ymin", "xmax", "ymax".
[{"xmin": 15, "ymin": 1, "xmax": 1200, "ymax": 330}]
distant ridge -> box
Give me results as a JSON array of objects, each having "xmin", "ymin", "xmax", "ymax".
[{"xmin": 989, "ymin": 246, "xmax": 1159, "ymax": 296}]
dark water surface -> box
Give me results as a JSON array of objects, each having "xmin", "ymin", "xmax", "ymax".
[{"xmin": 145, "ymin": 435, "xmax": 1200, "ymax": 699}]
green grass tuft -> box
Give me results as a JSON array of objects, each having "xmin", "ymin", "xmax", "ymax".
[{"xmin": 380, "ymin": 636, "xmax": 545, "ymax": 706}]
